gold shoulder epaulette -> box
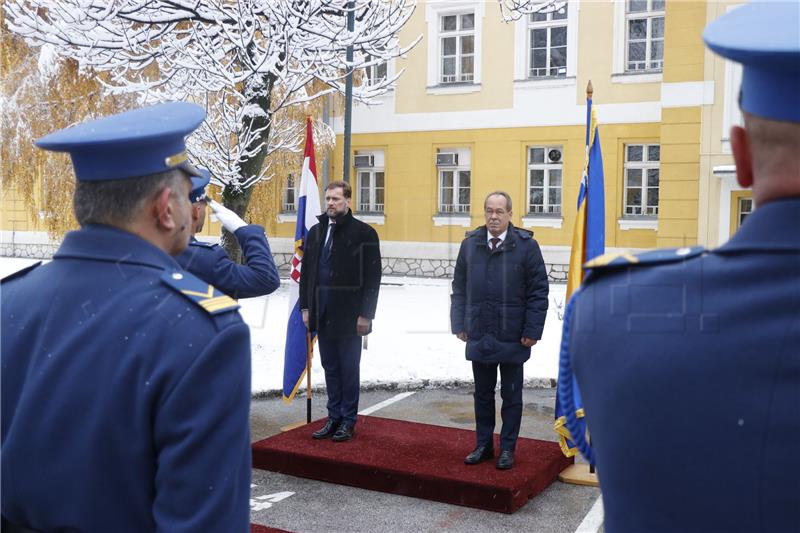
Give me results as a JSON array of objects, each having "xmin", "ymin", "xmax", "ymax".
[{"xmin": 160, "ymin": 270, "xmax": 239, "ymax": 315}]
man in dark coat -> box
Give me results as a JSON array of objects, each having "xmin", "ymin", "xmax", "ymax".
[
  {"xmin": 299, "ymin": 180, "xmax": 382, "ymax": 442},
  {"xmin": 566, "ymin": 3, "xmax": 800, "ymax": 531},
  {"xmin": 451, "ymin": 191, "xmax": 549, "ymax": 470},
  {"xmin": 175, "ymin": 168, "xmax": 280, "ymax": 299}
]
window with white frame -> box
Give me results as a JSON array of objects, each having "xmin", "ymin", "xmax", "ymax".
[
  {"xmin": 438, "ymin": 149, "xmax": 471, "ymax": 214},
  {"xmin": 624, "ymin": 144, "xmax": 660, "ymax": 217},
  {"xmin": 364, "ymin": 54, "xmax": 388, "ymax": 85},
  {"xmin": 358, "ymin": 169, "xmax": 385, "ymax": 213},
  {"xmin": 625, "ymin": 0, "xmax": 664, "ymax": 72},
  {"xmin": 528, "ymin": 146, "xmax": 563, "ymax": 215},
  {"xmin": 737, "ymin": 197, "xmax": 752, "ymax": 228},
  {"xmin": 282, "ymin": 173, "xmax": 297, "ymax": 212},
  {"xmin": 528, "ymin": 4, "xmax": 568, "ymax": 78},
  {"xmin": 440, "ymin": 13, "xmax": 475, "ymax": 84}
]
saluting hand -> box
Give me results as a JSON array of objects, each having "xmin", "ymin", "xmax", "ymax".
[
  {"xmin": 521, "ymin": 337, "xmax": 537, "ymax": 348},
  {"xmin": 208, "ymin": 199, "xmax": 247, "ymax": 233}
]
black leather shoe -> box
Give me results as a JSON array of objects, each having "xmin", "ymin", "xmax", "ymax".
[
  {"xmin": 496, "ymin": 450, "xmax": 514, "ymax": 470},
  {"xmin": 464, "ymin": 445, "xmax": 494, "ymax": 465},
  {"xmin": 312, "ymin": 419, "xmax": 340, "ymax": 439},
  {"xmin": 332, "ymin": 422, "xmax": 355, "ymax": 442}
]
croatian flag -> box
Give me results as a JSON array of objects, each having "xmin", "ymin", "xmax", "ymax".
[{"xmin": 282, "ymin": 118, "xmax": 321, "ymax": 402}]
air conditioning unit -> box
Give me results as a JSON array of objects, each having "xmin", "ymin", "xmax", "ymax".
[
  {"xmin": 436, "ymin": 152, "xmax": 458, "ymax": 166},
  {"xmin": 353, "ymin": 154, "xmax": 374, "ymax": 168},
  {"xmin": 547, "ymin": 148, "xmax": 562, "ymax": 163}
]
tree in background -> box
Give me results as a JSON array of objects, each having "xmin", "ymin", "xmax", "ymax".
[
  {"xmin": 4, "ymin": 0, "xmax": 418, "ymax": 259},
  {"xmin": 498, "ymin": 0, "xmax": 562, "ymax": 21}
]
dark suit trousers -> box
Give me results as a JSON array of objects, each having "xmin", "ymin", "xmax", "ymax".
[
  {"xmin": 472, "ymin": 361, "xmax": 524, "ymax": 451},
  {"xmin": 318, "ymin": 335, "xmax": 362, "ymax": 426}
]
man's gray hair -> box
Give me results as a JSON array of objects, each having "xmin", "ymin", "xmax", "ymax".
[
  {"xmin": 73, "ymin": 169, "xmax": 188, "ymax": 226},
  {"xmin": 484, "ymin": 191, "xmax": 512, "ymax": 211}
]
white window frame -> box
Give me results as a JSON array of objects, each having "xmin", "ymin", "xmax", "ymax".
[
  {"xmin": 514, "ymin": 0, "xmax": 578, "ymax": 83},
  {"xmin": 611, "ymin": 0, "xmax": 664, "ymax": 82},
  {"xmin": 527, "ymin": 146, "xmax": 563, "ymax": 216},
  {"xmin": 282, "ymin": 173, "xmax": 297, "ymax": 213},
  {"xmin": 623, "ymin": 143, "xmax": 660, "ymax": 218},
  {"xmin": 439, "ymin": 13, "xmax": 475, "ymax": 84},
  {"xmin": 737, "ymin": 197, "xmax": 753, "ymax": 229},
  {"xmin": 357, "ymin": 168, "xmax": 385, "ymax": 214},
  {"xmin": 426, "ymin": 1, "xmax": 484, "ymax": 92},
  {"xmin": 364, "ymin": 53, "xmax": 389, "ymax": 87},
  {"xmin": 527, "ymin": 4, "xmax": 569, "ymax": 79}
]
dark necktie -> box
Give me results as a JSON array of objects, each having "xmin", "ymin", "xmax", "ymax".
[
  {"xmin": 490, "ymin": 237, "xmax": 500, "ymax": 251},
  {"xmin": 322, "ymin": 223, "xmax": 336, "ymax": 264}
]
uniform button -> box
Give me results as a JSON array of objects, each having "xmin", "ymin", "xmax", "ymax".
[{"xmin": 172, "ymin": 272, "xmax": 184, "ymax": 280}]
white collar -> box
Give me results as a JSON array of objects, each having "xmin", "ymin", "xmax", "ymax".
[{"xmin": 487, "ymin": 229, "xmax": 507, "ymax": 244}]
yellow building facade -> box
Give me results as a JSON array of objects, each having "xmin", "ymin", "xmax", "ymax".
[
  {"xmin": 2, "ymin": 1, "xmax": 753, "ymax": 275},
  {"xmin": 268, "ymin": 0, "xmax": 752, "ymax": 277}
]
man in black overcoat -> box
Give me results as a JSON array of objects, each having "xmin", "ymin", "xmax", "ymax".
[
  {"xmin": 300, "ymin": 180, "xmax": 382, "ymax": 442},
  {"xmin": 451, "ymin": 191, "xmax": 549, "ymax": 469}
]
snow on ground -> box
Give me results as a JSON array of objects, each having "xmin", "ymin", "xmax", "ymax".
[{"xmin": 1, "ymin": 258, "xmax": 568, "ymax": 394}]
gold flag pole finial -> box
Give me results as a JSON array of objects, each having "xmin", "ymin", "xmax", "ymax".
[{"xmin": 586, "ymin": 80, "xmax": 594, "ymax": 99}]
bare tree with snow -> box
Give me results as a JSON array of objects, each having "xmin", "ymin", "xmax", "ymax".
[
  {"xmin": 4, "ymin": 0, "xmax": 418, "ymax": 258},
  {"xmin": 498, "ymin": 0, "xmax": 563, "ymax": 22}
]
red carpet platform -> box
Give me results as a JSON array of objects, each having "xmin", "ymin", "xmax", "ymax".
[
  {"xmin": 251, "ymin": 524, "xmax": 291, "ymax": 533},
  {"xmin": 252, "ymin": 416, "xmax": 572, "ymax": 514}
]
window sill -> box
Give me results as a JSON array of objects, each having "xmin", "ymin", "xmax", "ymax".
[
  {"xmin": 521, "ymin": 216, "xmax": 563, "ymax": 229},
  {"xmin": 618, "ymin": 218, "xmax": 658, "ymax": 231},
  {"xmin": 611, "ymin": 71, "xmax": 663, "ymax": 84},
  {"xmin": 514, "ymin": 76, "xmax": 576, "ymax": 90},
  {"xmin": 355, "ymin": 213, "xmax": 385, "ymax": 225},
  {"xmin": 426, "ymin": 83, "xmax": 481, "ymax": 95},
  {"xmin": 432, "ymin": 214, "xmax": 472, "ymax": 227},
  {"xmin": 277, "ymin": 212, "xmax": 297, "ymax": 224}
]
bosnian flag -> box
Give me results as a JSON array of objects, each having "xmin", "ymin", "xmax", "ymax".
[{"xmin": 282, "ymin": 118, "xmax": 322, "ymax": 402}]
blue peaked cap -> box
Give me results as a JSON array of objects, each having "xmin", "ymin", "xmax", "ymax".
[
  {"xmin": 703, "ymin": 1, "xmax": 800, "ymax": 123},
  {"xmin": 190, "ymin": 168, "xmax": 211, "ymax": 203},
  {"xmin": 35, "ymin": 102, "xmax": 206, "ymax": 181}
]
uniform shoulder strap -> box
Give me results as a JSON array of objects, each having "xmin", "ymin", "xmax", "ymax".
[
  {"xmin": 160, "ymin": 270, "xmax": 240, "ymax": 315},
  {"xmin": 1, "ymin": 261, "xmax": 42, "ymax": 284}
]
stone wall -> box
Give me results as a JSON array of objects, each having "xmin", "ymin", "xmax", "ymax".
[{"xmin": 1, "ymin": 232, "xmax": 570, "ymax": 283}]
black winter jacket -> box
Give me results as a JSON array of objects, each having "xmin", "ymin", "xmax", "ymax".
[
  {"xmin": 450, "ymin": 224, "xmax": 549, "ymax": 364},
  {"xmin": 299, "ymin": 209, "xmax": 382, "ymax": 337}
]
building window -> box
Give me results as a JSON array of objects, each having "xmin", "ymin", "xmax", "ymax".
[
  {"xmin": 624, "ymin": 144, "xmax": 659, "ymax": 216},
  {"xmin": 438, "ymin": 159, "xmax": 471, "ymax": 214},
  {"xmin": 365, "ymin": 54, "xmax": 388, "ymax": 85},
  {"xmin": 358, "ymin": 170, "xmax": 385, "ymax": 213},
  {"xmin": 528, "ymin": 4, "xmax": 568, "ymax": 78},
  {"xmin": 283, "ymin": 174, "xmax": 297, "ymax": 212},
  {"xmin": 737, "ymin": 197, "xmax": 752, "ymax": 228},
  {"xmin": 440, "ymin": 13, "xmax": 475, "ymax": 84},
  {"xmin": 528, "ymin": 146, "xmax": 562, "ymax": 215},
  {"xmin": 625, "ymin": 0, "xmax": 664, "ymax": 72}
]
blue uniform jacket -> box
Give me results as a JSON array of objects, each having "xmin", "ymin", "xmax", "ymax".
[
  {"xmin": 570, "ymin": 198, "xmax": 800, "ymax": 533},
  {"xmin": 451, "ymin": 224, "xmax": 549, "ymax": 364},
  {"xmin": 176, "ymin": 224, "xmax": 280, "ymax": 299},
  {"xmin": 1, "ymin": 225, "xmax": 252, "ymax": 532}
]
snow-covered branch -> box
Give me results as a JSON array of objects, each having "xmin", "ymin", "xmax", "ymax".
[{"xmin": 498, "ymin": 0, "xmax": 564, "ymax": 22}]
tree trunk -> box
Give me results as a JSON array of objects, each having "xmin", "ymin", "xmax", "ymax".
[{"xmin": 220, "ymin": 72, "xmax": 275, "ymax": 262}]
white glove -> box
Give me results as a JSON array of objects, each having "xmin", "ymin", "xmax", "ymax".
[{"xmin": 208, "ymin": 199, "xmax": 247, "ymax": 233}]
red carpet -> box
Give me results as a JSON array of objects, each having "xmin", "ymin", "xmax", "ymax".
[
  {"xmin": 251, "ymin": 524, "xmax": 291, "ymax": 533},
  {"xmin": 252, "ymin": 416, "xmax": 572, "ymax": 513}
]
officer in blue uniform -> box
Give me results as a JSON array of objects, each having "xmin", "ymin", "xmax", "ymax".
[
  {"xmin": 175, "ymin": 168, "xmax": 280, "ymax": 299},
  {"xmin": 565, "ymin": 3, "xmax": 800, "ymax": 532},
  {"xmin": 1, "ymin": 102, "xmax": 252, "ymax": 532}
]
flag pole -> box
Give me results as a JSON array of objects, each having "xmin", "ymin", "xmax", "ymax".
[
  {"xmin": 306, "ymin": 332, "xmax": 313, "ymax": 423},
  {"xmin": 557, "ymin": 80, "xmax": 600, "ymax": 487}
]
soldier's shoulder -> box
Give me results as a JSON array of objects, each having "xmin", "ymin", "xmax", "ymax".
[
  {"xmin": 160, "ymin": 269, "xmax": 241, "ymax": 320},
  {"xmin": 189, "ymin": 239, "xmax": 218, "ymax": 249},
  {"xmin": 583, "ymin": 246, "xmax": 706, "ymax": 282},
  {"xmin": 0, "ymin": 261, "xmax": 43, "ymax": 285}
]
